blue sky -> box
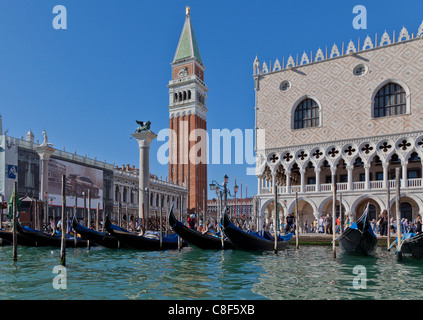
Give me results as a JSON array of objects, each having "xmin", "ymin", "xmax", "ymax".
[{"xmin": 0, "ymin": 0, "xmax": 422, "ymax": 199}]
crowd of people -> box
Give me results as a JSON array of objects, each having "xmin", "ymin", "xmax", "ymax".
[
  {"xmin": 42, "ymin": 210, "xmax": 423, "ymax": 238},
  {"xmin": 371, "ymin": 214, "xmax": 422, "ymax": 235},
  {"xmin": 276, "ymin": 210, "xmax": 423, "ymax": 236}
]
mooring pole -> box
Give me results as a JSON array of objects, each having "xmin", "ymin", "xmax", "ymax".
[
  {"xmin": 74, "ymin": 195, "xmax": 77, "ymax": 248},
  {"xmin": 295, "ymin": 192, "xmax": 299, "ymax": 250},
  {"xmin": 220, "ymin": 194, "xmax": 224, "ymax": 249},
  {"xmin": 395, "ymin": 168, "xmax": 401, "ymax": 253},
  {"xmin": 332, "ymin": 180, "xmax": 336, "ymax": 259},
  {"xmin": 159, "ymin": 204, "xmax": 163, "ymax": 249},
  {"xmin": 60, "ymin": 175, "xmax": 66, "ymax": 266},
  {"xmin": 178, "ymin": 195, "xmax": 182, "ymax": 251},
  {"xmin": 87, "ymin": 189, "xmax": 91, "ymax": 229},
  {"xmin": 12, "ymin": 182, "xmax": 18, "ymax": 261},
  {"xmin": 273, "ymin": 174, "xmax": 278, "ymax": 254},
  {"xmin": 96, "ymin": 202, "xmax": 100, "ymax": 231},
  {"xmin": 387, "ymin": 184, "xmax": 391, "ymax": 250},
  {"xmin": 83, "ymin": 192, "xmax": 87, "ymax": 227},
  {"xmin": 339, "ymin": 193, "xmax": 343, "ymax": 234},
  {"xmin": 102, "ymin": 200, "xmax": 106, "ymax": 232}
]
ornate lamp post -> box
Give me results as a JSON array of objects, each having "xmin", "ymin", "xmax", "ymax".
[
  {"xmin": 209, "ymin": 175, "xmax": 236, "ymax": 218},
  {"xmin": 233, "ymin": 183, "xmax": 238, "ymax": 218}
]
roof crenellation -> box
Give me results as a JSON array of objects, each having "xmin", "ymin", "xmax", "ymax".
[{"xmin": 253, "ymin": 21, "xmax": 423, "ymax": 76}]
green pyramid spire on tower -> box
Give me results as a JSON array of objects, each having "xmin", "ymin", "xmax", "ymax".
[{"xmin": 173, "ymin": 7, "xmax": 202, "ymax": 64}]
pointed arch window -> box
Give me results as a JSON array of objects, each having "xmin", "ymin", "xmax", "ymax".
[
  {"xmin": 373, "ymin": 82, "xmax": 406, "ymax": 118},
  {"xmin": 293, "ymin": 98, "xmax": 320, "ymax": 129}
]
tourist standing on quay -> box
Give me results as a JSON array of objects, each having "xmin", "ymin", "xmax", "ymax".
[
  {"xmin": 324, "ymin": 214, "xmax": 332, "ymax": 234},
  {"xmin": 377, "ymin": 210, "xmax": 388, "ymax": 236},
  {"xmin": 415, "ymin": 215, "xmax": 422, "ymax": 234},
  {"xmin": 318, "ymin": 216, "xmax": 324, "ymax": 233},
  {"xmin": 285, "ymin": 213, "xmax": 294, "ymax": 234}
]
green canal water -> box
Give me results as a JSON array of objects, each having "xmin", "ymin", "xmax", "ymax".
[{"xmin": 0, "ymin": 245, "xmax": 422, "ymax": 300}]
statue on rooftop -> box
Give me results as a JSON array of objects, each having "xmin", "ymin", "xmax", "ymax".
[{"xmin": 40, "ymin": 129, "xmax": 53, "ymax": 147}]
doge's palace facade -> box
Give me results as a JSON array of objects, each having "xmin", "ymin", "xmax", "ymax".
[{"xmin": 254, "ymin": 22, "xmax": 423, "ymax": 226}]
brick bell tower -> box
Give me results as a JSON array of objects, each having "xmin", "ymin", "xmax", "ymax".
[{"xmin": 168, "ymin": 7, "xmax": 208, "ymax": 214}]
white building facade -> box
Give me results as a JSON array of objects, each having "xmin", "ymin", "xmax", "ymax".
[
  {"xmin": 254, "ymin": 23, "xmax": 423, "ymax": 226},
  {"xmin": 113, "ymin": 165, "xmax": 188, "ymax": 229}
]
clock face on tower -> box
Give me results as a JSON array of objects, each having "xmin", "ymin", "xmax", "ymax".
[{"xmin": 178, "ymin": 67, "xmax": 188, "ymax": 77}]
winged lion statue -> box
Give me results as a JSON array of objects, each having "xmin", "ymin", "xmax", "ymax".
[{"xmin": 135, "ymin": 120, "xmax": 152, "ymax": 133}]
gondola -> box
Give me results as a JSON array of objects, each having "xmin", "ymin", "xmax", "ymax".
[
  {"xmin": 16, "ymin": 221, "xmax": 91, "ymax": 248},
  {"xmin": 394, "ymin": 232, "xmax": 423, "ymax": 260},
  {"xmin": 0, "ymin": 228, "xmax": 38, "ymax": 246},
  {"xmin": 336, "ymin": 204, "xmax": 377, "ymax": 255},
  {"xmin": 72, "ymin": 216, "xmax": 128, "ymax": 249},
  {"xmin": 105, "ymin": 215, "xmax": 184, "ymax": 250},
  {"xmin": 168, "ymin": 205, "xmax": 233, "ymax": 249},
  {"xmin": 221, "ymin": 212, "xmax": 293, "ymax": 251}
]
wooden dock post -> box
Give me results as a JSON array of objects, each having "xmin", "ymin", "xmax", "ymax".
[
  {"xmin": 96, "ymin": 203, "xmax": 100, "ymax": 231},
  {"xmin": 295, "ymin": 192, "xmax": 299, "ymax": 250},
  {"xmin": 159, "ymin": 203, "xmax": 163, "ymax": 249},
  {"xmin": 60, "ymin": 175, "xmax": 66, "ymax": 266},
  {"xmin": 387, "ymin": 184, "xmax": 391, "ymax": 250},
  {"xmin": 102, "ymin": 200, "xmax": 105, "ymax": 232},
  {"xmin": 395, "ymin": 168, "xmax": 401, "ymax": 253},
  {"xmin": 178, "ymin": 196, "xmax": 182, "ymax": 251},
  {"xmin": 87, "ymin": 189, "xmax": 91, "ymax": 229},
  {"xmin": 12, "ymin": 182, "xmax": 18, "ymax": 261},
  {"xmin": 332, "ymin": 180, "xmax": 336, "ymax": 259},
  {"xmin": 83, "ymin": 192, "xmax": 87, "ymax": 227},
  {"xmin": 74, "ymin": 195, "xmax": 77, "ymax": 248},
  {"xmin": 273, "ymin": 174, "xmax": 278, "ymax": 254}
]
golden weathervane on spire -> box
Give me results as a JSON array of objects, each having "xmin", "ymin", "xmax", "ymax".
[{"xmin": 186, "ymin": 6, "xmax": 190, "ymax": 15}]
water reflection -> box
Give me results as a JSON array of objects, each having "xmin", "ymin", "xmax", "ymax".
[
  {"xmin": 253, "ymin": 246, "xmax": 423, "ymax": 300},
  {"xmin": 1, "ymin": 245, "xmax": 423, "ymax": 299}
]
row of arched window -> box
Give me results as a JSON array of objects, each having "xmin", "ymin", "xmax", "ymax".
[
  {"xmin": 114, "ymin": 186, "xmax": 181, "ymax": 209},
  {"xmin": 174, "ymin": 90, "xmax": 192, "ymax": 103},
  {"xmin": 173, "ymin": 90, "xmax": 206, "ymax": 105},
  {"xmin": 293, "ymin": 82, "xmax": 408, "ymax": 130}
]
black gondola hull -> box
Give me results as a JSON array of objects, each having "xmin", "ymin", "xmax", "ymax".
[
  {"xmin": 338, "ymin": 227, "xmax": 377, "ymax": 255},
  {"xmin": 72, "ymin": 216, "xmax": 126, "ymax": 249},
  {"xmin": 168, "ymin": 207, "xmax": 232, "ymax": 249},
  {"xmin": 398, "ymin": 233, "xmax": 423, "ymax": 259},
  {"xmin": 16, "ymin": 222, "xmax": 91, "ymax": 248},
  {"xmin": 105, "ymin": 216, "xmax": 183, "ymax": 250},
  {"xmin": 222, "ymin": 212, "xmax": 292, "ymax": 251},
  {"xmin": 0, "ymin": 229, "xmax": 37, "ymax": 246}
]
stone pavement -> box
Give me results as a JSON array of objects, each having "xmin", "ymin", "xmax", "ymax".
[{"xmin": 290, "ymin": 232, "xmax": 397, "ymax": 246}]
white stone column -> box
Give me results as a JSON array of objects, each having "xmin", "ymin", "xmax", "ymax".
[
  {"xmin": 300, "ymin": 169, "xmax": 306, "ymax": 193},
  {"xmin": 364, "ymin": 164, "xmax": 371, "ymax": 190},
  {"xmin": 382, "ymin": 163, "xmax": 389, "ymax": 189},
  {"xmin": 401, "ymin": 161, "xmax": 408, "ymax": 188},
  {"xmin": 131, "ymin": 131, "xmax": 157, "ymax": 225},
  {"xmin": 346, "ymin": 165, "xmax": 354, "ymax": 191},
  {"xmin": 258, "ymin": 177, "xmax": 262, "ymax": 195},
  {"xmin": 35, "ymin": 145, "xmax": 55, "ymax": 203},
  {"xmin": 330, "ymin": 166, "xmax": 337, "ymax": 191},
  {"xmin": 314, "ymin": 168, "xmax": 321, "ymax": 192},
  {"xmin": 286, "ymin": 171, "xmax": 291, "ymax": 194}
]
